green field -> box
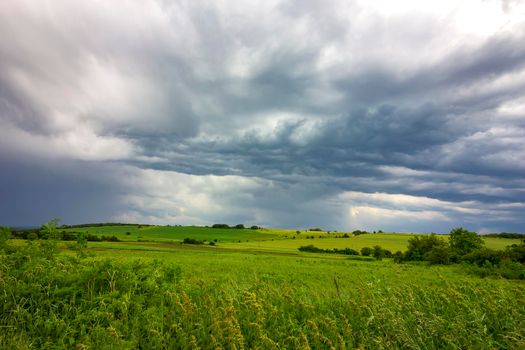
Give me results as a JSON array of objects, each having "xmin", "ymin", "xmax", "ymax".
[
  {"xmin": 1, "ymin": 225, "xmax": 524, "ymax": 349},
  {"xmin": 61, "ymin": 225, "xmax": 294, "ymax": 242}
]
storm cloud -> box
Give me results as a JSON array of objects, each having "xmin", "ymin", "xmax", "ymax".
[{"xmin": 1, "ymin": 0, "xmax": 524, "ymax": 232}]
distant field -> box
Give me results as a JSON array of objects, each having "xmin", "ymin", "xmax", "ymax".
[
  {"xmin": 223, "ymin": 234, "xmax": 522, "ymax": 253},
  {"xmin": 61, "ymin": 225, "xmax": 293, "ymax": 242},
  {"xmin": 61, "ymin": 225, "xmax": 523, "ymax": 252}
]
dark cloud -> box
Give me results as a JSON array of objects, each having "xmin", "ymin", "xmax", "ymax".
[{"xmin": 0, "ymin": 0, "xmax": 524, "ymax": 232}]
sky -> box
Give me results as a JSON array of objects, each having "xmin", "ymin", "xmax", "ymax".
[{"xmin": 1, "ymin": 0, "xmax": 525, "ymax": 233}]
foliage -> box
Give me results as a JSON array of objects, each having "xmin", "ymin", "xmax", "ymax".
[
  {"xmin": 41, "ymin": 218, "xmax": 61, "ymax": 240},
  {"xmin": 352, "ymin": 230, "xmax": 368, "ymax": 236},
  {"xmin": 484, "ymin": 232, "xmax": 525, "ymax": 239},
  {"xmin": 360, "ymin": 247, "xmax": 373, "ymax": 256},
  {"xmin": 372, "ymin": 245, "xmax": 392, "ymax": 260},
  {"xmin": 0, "ymin": 226, "xmax": 11, "ymax": 248},
  {"xmin": 212, "ymin": 224, "xmax": 230, "ymax": 229},
  {"xmin": 449, "ymin": 227, "xmax": 484, "ymax": 255},
  {"xmin": 404, "ymin": 234, "xmax": 448, "ymax": 261},
  {"xmin": 298, "ymin": 245, "xmax": 359, "ymax": 256},
  {"xmin": 1, "ymin": 235, "xmax": 524, "ymax": 349},
  {"xmin": 183, "ymin": 237, "xmax": 205, "ymax": 245}
]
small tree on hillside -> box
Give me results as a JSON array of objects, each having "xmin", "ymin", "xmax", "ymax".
[
  {"xmin": 449, "ymin": 227, "xmax": 484, "ymax": 256},
  {"xmin": 42, "ymin": 218, "xmax": 61, "ymax": 240}
]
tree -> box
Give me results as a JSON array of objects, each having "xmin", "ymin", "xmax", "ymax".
[
  {"xmin": 448, "ymin": 227, "xmax": 484, "ymax": 255},
  {"xmin": 76, "ymin": 232, "xmax": 88, "ymax": 250},
  {"xmin": 42, "ymin": 218, "xmax": 61, "ymax": 240}
]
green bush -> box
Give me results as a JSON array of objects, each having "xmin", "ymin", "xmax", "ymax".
[
  {"xmin": 449, "ymin": 227, "xmax": 484, "ymax": 255},
  {"xmin": 404, "ymin": 234, "xmax": 448, "ymax": 261},
  {"xmin": 360, "ymin": 247, "xmax": 373, "ymax": 256},
  {"xmin": 183, "ymin": 238, "xmax": 204, "ymax": 245}
]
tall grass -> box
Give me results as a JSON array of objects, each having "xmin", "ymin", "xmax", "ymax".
[{"xmin": 1, "ymin": 240, "xmax": 524, "ymax": 349}]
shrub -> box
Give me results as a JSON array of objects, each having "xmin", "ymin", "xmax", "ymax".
[
  {"xmin": 309, "ymin": 228, "xmax": 323, "ymax": 232},
  {"xmin": 27, "ymin": 232, "xmax": 38, "ymax": 240},
  {"xmin": 404, "ymin": 234, "xmax": 448, "ymax": 261},
  {"xmin": 101, "ymin": 235, "xmax": 121, "ymax": 242},
  {"xmin": 212, "ymin": 224, "xmax": 230, "ymax": 229},
  {"xmin": 373, "ymin": 245, "xmax": 385, "ymax": 260},
  {"xmin": 234, "ymin": 224, "xmax": 245, "ymax": 229},
  {"xmin": 393, "ymin": 251, "xmax": 404, "ymax": 263},
  {"xmin": 449, "ymin": 227, "xmax": 484, "ymax": 255},
  {"xmin": 251, "ymin": 226, "xmax": 260, "ymax": 230},
  {"xmin": 506, "ymin": 243, "xmax": 525, "ymax": 263},
  {"xmin": 298, "ymin": 245, "xmax": 324, "ymax": 253},
  {"xmin": 183, "ymin": 238, "xmax": 204, "ymax": 245},
  {"xmin": 333, "ymin": 248, "xmax": 360, "ymax": 256},
  {"xmin": 425, "ymin": 246, "xmax": 452, "ymax": 265},
  {"xmin": 353, "ymin": 230, "xmax": 368, "ymax": 236},
  {"xmin": 462, "ymin": 248, "xmax": 505, "ymax": 266},
  {"xmin": 361, "ymin": 247, "xmax": 373, "ymax": 256}
]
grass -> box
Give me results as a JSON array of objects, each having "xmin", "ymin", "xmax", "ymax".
[
  {"xmin": 221, "ymin": 234, "xmax": 521, "ymax": 253},
  {"xmin": 61, "ymin": 225, "xmax": 292, "ymax": 242},
  {"xmin": 2, "ymin": 225, "xmax": 524, "ymax": 349}
]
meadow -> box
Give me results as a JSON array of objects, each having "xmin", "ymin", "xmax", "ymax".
[{"xmin": 1, "ymin": 224, "xmax": 524, "ymax": 349}]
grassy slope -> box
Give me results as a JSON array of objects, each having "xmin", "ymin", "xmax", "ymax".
[
  {"xmin": 62, "ymin": 225, "xmax": 522, "ymax": 252},
  {"xmin": 223, "ymin": 234, "xmax": 521, "ymax": 253},
  {"xmin": 62, "ymin": 225, "xmax": 292, "ymax": 242}
]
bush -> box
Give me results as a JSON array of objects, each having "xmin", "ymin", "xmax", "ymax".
[
  {"xmin": 27, "ymin": 232, "xmax": 38, "ymax": 240},
  {"xmin": 506, "ymin": 243, "xmax": 525, "ymax": 263},
  {"xmin": 425, "ymin": 246, "xmax": 452, "ymax": 265},
  {"xmin": 183, "ymin": 238, "xmax": 204, "ymax": 245},
  {"xmin": 360, "ymin": 247, "xmax": 372, "ymax": 256},
  {"xmin": 251, "ymin": 226, "xmax": 260, "ymax": 230},
  {"xmin": 234, "ymin": 224, "xmax": 245, "ymax": 229},
  {"xmin": 373, "ymin": 246, "xmax": 385, "ymax": 260},
  {"xmin": 309, "ymin": 228, "xmax": 322, "ymax": 232},
  {"xmin": 462, "ymin": 248, "xmax": 505, "ymax": 266},
  {"xmin": 298, "ymin": 245, "xmax": 323, "ymax": 253},
  {"xmin": 404, "ymin": 234, "xmax": 448, "ymax": 261},
  {"xmin": 101, "ymin": 235, "xmax": 121, "ymax": 242},
  {"xmin": 333, "ymin": 248, "xmax": 360, "ymax": 256},
  {"xmin": 353, "ymin": 230, "xmax": 368, "ymax": 236},
  {"xmin": 212, "ymin": 224, "xmax": 229, "ymax": 229},
  {"xmin": 393, "ymin": 251, "xmax": 404, "ymax": 263}
]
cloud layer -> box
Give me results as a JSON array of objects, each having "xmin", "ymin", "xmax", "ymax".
[{"xmin": 1, "ymin": 0, "xmax": 524, "ymax": 232}]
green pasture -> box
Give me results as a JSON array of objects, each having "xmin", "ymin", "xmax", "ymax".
[
  {"xmin": 222, "ymin": 234, "xmax": 521, "ymax": 253},
  {"xmin": 61, "ymin": 225, "xmax": 291, "ymax": 242}
]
